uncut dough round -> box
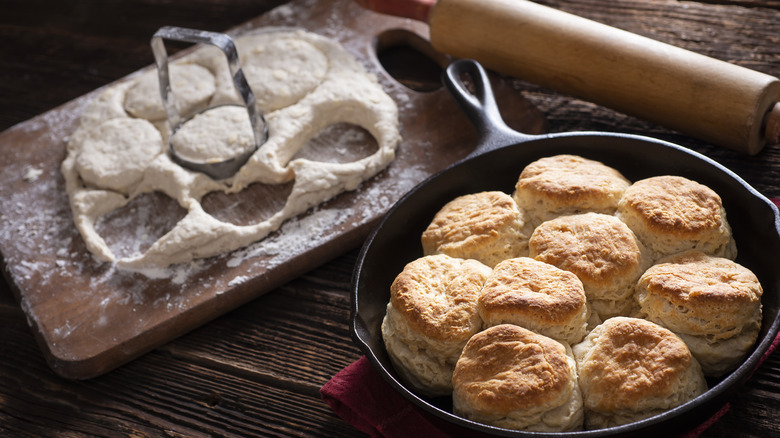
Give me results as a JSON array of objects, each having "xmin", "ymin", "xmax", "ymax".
[
  {"xmin": 124, "ymin": 63, "xmax": 216, "ymax": 121},
  {"xmin": 636, "ymin": 250, "xmax": 762, "ymax": 377},
  {"xmin": 170, "ymin": 105, "xmax": 255, "ymax": 163},
  {"xmin": 453, "ymin": 324, "xmax": 584, "ymax": 432},
  {"xmin": 572, "ymin": 317, "xmax": 707, "ymax": 429},
  {"xmin": 421, "ymin": 191, "xmax": 534, "ymax": 267},
  {"xmin": 381, "ymin": 254, "xmax": 491, "ymax": 397},
  {"xmin": 529, "ymin": 212, "xmax": 651, "ymax": 319},
  {"xmin": 61, "ymin": 28, "xmax": 401, "ymax": 268},
  {"xmin": 74, "ymin": 117, "xmax": 165, "ymax": 193},
  {"xmin": 479, "ymin": 257, "xmax": 591, "ymax": 344},
  {"xmin": 512, "ymin": 154, "xmax": 631, "ymax": 227},
  {"xmin": 616, "ymin": 175, "xmax": 736, "ymax": 260}
]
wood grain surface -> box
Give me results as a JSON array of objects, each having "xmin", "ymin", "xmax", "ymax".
[{"xmin": 1, "ymin": 0, "xmax": 779, "ymax": 437}]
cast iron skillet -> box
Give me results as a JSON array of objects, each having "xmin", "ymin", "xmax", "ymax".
[{"xmin": 351, "ymin": 59, "xmax": 780, "ymax": 437}]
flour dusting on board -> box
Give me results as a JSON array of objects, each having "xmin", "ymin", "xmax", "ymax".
[{"xmin": 227, "ymin": 207, "xmax": 350, "ymax": 267}]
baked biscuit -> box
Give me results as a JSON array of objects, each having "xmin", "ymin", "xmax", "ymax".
[
  {"xmin": 616, "ymin": 175, "xmax": 736, "ymax": 260},
  {"xmin": 512, "ymin": 154, "xmax": 630, "ymax": 227},
  {"xmin": 572, "ymin": 317, "xmax": 707, "ymax": 429},
  {"xmin": 635, "ymin": 250, "xmax": 763, "ymax": 377},
  {"xmin": 381, "ymin": 254, "xmax": 491, "ymax": 397},
  {"xmin": 421, "ymin": 191, "xmax": 533, "ymax": 267},
  {"xmin": 453, "ymin": 324, "xmax": 583, "ymax": 432},
  {"xmin": 479, "ymin": 257, "xmax": 592, "ymax": 344},
  {"xmin": 529, "ymin": 212, "xmax": 651, "ymax": 319}
]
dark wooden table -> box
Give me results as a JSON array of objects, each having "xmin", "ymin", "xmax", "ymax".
[{"xmin": 1, "ymin": 0, "xmax": 779, "ymax": 436}]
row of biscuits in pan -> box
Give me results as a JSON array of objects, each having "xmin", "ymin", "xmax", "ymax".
[{"xmin": 381, "ymin": 154, "xmax": 763, "ymax": 432}]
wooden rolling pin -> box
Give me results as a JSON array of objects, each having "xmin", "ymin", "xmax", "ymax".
[{"xmin": 357, "ymin": 0, "xmax": 780, "ymax": 155}]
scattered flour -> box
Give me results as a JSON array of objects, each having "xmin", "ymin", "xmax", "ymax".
[{"xmin": 227, "ymin": 275, "xmax": 250, "ymax": 288}]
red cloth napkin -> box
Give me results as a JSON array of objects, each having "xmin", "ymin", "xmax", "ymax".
[
  {"xmin": 320, "ymin": 356, "xmax": 462, "ymax": 438},
  {"xmin": 321, "ymin": 198, "xmax": 780, "ymax": 437}
]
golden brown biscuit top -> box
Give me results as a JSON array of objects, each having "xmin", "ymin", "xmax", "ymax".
[
  {"xmin": 453, "ymin": 324, "xmax": 573, "ymax": 414},
  {"xmin": 514, "ymin": 155, "xmax": 629, "ymax": 204},
  {"xmin": 639, "ymin": 250, "xmax": 762, "ymax": 310},
  {"xmin": 391, "ymin": 254, "xmax": 491, "ymax": 341},
  {"xmin": 479, "ymin": 257, "xmax": 586, "ymax": 324},
  {"xmin": 579, "ymin": 317, "xmax": 692, "ymax": 412},
  {"xmin": 620, "ymin": 176, "xmax": 724, "ymax": 235},
  {"xmin": 421, "ymin": 191, "xmax": 519, "ymax": 252},
  {"xmin": 529, "ymin": 213, "xmax": 643, "ymax": 286}
]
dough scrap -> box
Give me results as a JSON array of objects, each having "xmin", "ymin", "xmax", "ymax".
[{"xmin": 61, "ymin": 29, "xmax": 401, "ymax": 270}]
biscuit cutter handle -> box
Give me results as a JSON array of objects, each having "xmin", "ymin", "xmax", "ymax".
[
  {"xmin": 151, "ymin": 26, "xmax": 269, "ymax": 179},
  {"xmin": 357, "ymin": 0, "xmax": 780, "ymax": 154}
]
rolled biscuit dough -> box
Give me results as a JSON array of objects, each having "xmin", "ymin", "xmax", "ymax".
[{"xmin": 61, "ymin": 29, "xmax": 401, "ymax": 270}]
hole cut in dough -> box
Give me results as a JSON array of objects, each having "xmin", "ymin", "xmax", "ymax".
[
  {"xmin": 96, "ymin": 191, "xmax": 187, "ymax": 260},
  {"xmin": 201, "ymin": 180, "xmax": 294, "ymax": 227},
  {"xmin": 293, "ymin": 123, "xmax": 378, "ymax": 164}
]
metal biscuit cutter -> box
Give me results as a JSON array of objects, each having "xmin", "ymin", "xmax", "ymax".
[{"xmin": 151, "ymin": 26, "xmax": 269, "ymax": 180}]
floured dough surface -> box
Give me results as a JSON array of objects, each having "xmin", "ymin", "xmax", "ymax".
[
  {"xmin": 241, "ymin": 36, "xmax": 329, "ymax": 112},
  {"xmin": 61, "ymin": 29, "xmax": 401, "ymax": 270}
]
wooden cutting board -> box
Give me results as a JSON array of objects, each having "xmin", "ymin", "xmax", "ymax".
[{"xmin": 0, "ymin": 0, "xmax": 544, "ymax": 379}]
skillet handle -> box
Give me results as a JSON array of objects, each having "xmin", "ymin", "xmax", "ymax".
[{"xmin": 443, "ymin": 59, "xmax": 534, "ymax": 157}]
